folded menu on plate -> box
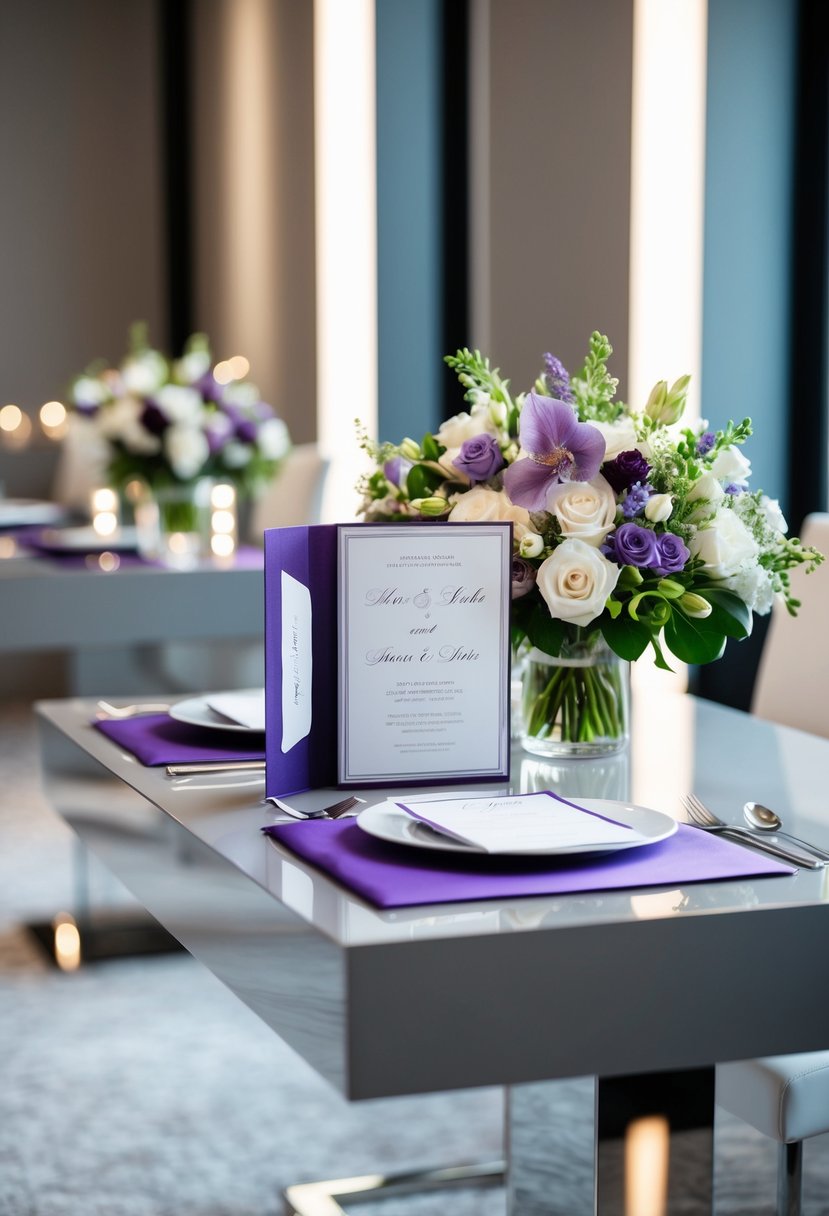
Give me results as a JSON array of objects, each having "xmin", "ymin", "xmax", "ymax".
[
  {"xmin": 395, "ymin": 790, "xmax": 640, "ymax": 852},
  {"xmin": 206, "ymin": 689, "xmax": 266, "ymax": 731}
]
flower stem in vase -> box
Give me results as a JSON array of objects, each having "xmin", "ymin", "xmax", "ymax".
[{"xmin": 520, "ymin": 637, "xmax": 630, "ymax": 758}]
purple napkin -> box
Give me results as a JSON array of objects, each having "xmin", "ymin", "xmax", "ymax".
[
  {"xmin": 263, "ymin": 819, "xmax": 793, "ymax": 909},
  {"xmin": 95, "ymin": 714, "xmax": 265, "ymax": 766}
]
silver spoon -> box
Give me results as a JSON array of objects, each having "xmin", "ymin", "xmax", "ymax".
[{"xmin": 743, "ymin": 801, "xmax": 829, "ymax": 862}]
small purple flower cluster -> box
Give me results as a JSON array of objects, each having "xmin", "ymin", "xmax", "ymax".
[
  {"xmin": 620, "ymin": 481, "xmax": 653, "ymax": 519},
  {"xmin": 696, "ymin": 431, "xmax": 716, "ymax": 456},
  {"xmin": 603, "ymin": 523, "xmax": 689, "ymax": 577},
  {"xmin": 542, "ymin": 353, "xmax": 575, "ymax": 403}
]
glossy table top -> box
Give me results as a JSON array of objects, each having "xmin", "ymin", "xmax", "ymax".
[{"xmin": 37, "ymin": 692, "xmax": 829, "ymax": 1099}]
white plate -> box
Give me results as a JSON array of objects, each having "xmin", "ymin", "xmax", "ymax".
[
  {"xmin": 34, "ymin": 526, "xmax": 139, "ymax": 553},
  {"xmin": 0, "ymin": 499, "xmax": 67, "ymax": 528},
  {"xmin": 356, "ymin": 798, "xmax": 678, "ymax": 857},
  {"xmin": 168, "ymin": 690, "xmax": 265, "ymax": 734}
]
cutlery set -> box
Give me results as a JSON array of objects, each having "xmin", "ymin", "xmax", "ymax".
[{"xmin": 682, "ymin": 794, "xmax": 827, "ymax": 869}]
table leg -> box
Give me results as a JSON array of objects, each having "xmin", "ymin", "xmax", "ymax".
[{"xmin": 507, "ymin": 1067, "xmax": 715, "ymax": 1215}]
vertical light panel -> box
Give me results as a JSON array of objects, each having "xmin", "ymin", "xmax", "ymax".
[
  {"xmin": 314, "ymin": 0, "xmax": 378, "ymax": 522},
  {"xmin": 223, "ymin": 0, "xmax": 276, "ymax": 377},
  {"xmin": 629, "ymin": 0, "xmax": 707, "ymax": 419},
  {"xmin": 629, "ymin": 0, "xmax": 707, "ymax": 697}
]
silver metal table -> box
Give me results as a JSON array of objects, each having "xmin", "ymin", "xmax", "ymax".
[{"xmin": 35, "ymin": 692, "xmax": 829, "ymax": 1214}]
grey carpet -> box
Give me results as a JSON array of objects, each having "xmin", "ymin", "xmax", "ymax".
[{"xmin": 2, "ymin": 702, "xmax": 829, "ymax": 1215}]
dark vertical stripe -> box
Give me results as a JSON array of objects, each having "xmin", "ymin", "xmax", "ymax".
[
  {"xmin": 787, "ymin": 0, "xmax": 829, "ymax": 531},
  {"xmin": 439, "ymin": 0, "xmax": 470, "ymax": 419},
  {"xmin": 158, "ymin": 0, "xmax": 193, "ymax": 352}
]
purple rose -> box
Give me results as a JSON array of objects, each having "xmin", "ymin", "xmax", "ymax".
[
  {"xmin": 603, "ymin": 522, "xmax": 660, "ymax": 568},
  {"xmin": 652, "ymin": 532, "xmax": 690, "ymax": 576},
  {"xmin": 383, "ymin": 456, "xmax": 413, "ymax": 488},
  {"xmin": 193, "ymin": 370, "xmax": 224, "ymax": 403},
  {"xmin": 235, "ymin": 417, "xmax": 258, "ymax": 444},
  {"xmin": 453, "ymin": 434, "xmax": 504, "ymax": 481},
  {"xmin": 511, "ymin": 556, "xmax": 537, "ymax": 599},
  {"xmin": 140, "ymin": 399, "xmax": 169, "ymax": 436},
  {"xmin": 602, "ymin": 449, "xmax": 651, "ymax": 493}
]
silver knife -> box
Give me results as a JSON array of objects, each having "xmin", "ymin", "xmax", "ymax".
[{"xmin": 693, "ymin": 823, "xmax": 823, "ymax": 869}]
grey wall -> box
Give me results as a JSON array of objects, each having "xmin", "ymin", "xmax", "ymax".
[
  {"xmin": 471, "ymin": 0, "xmax": 634, "ymax": 399},
  {"xmin": 0, "ymin": 0, "xmax": 166, "ymax": 410}
]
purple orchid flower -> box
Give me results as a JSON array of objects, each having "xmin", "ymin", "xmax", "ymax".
[
  {"xmin": 453, "ymin": 434, "xmax": 504, "ymax": 481},
  {"xmin": 502, "ymin": 393, "xmax": 606, "ymax": 512}
]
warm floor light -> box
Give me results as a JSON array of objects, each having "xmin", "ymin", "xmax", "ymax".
[
  {"xmin": 625, "ymin": 1114, "xmax": 670, "ymax": 1216},
  {"xmin": 52, "ymin": 913, "xmax": 82, "ymax": 972}
]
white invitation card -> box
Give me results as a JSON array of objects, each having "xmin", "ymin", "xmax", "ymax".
[{"xmin": 337, "ymin": 523, "xmax": 511, "ymax": 785}]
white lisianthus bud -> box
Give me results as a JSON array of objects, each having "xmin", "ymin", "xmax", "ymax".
[
  {"xmin": 679, "ymin": 592, "xmax": 713, "ymax": 618},
  {"xmin": 399, "ymin": 437, "xmax": 422, "ymax": 461},
  {"xmin": 710, "ymin": 444, "xmax": 751, "ymax": 486},
  {"xmin": 519, "ymin": 532, "xmax": 544, "ymax": 559},
  {"xmin": 410, "ymin": 496, "xmax": 449, "ymax": 516},
  {"xmin": 644, "ymin": 492, "xmax": 673, "ymax": 523}
]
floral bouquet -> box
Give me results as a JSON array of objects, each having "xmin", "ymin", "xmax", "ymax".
[
  {"xmin": 358, "ymin": 333, "xmax": 822, "ymax": 755},
  {"xmin": 69, "ymin": 324, "xmax": 290, "ymax": 499}
]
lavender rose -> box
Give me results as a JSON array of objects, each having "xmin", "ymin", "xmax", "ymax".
[
  {"xmin": 602, "ymin": 449, "xmax": 651, "ymax": 493},
  {"xmin": 652, "ymin": 532, "xmax": 690, "ymax": 576},
  {"xmin": 603, "ymin": 522, "xmax": 660, "ymax": 568},
  {"xmin": 511, "ymin": 556, "xmax": 537, "ymax": 599},
  {"xmin": 453, "ymin": 433, "xmax": 504, "ymax": 481}
]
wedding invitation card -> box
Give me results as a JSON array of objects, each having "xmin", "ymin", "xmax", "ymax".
[
  {"xmin": 337, "ymin": 523, "xmax": 511, "ymax": 785},
  {"xmin": 263, "ymin": 522, "xmax": 511, "ymax": 797}
]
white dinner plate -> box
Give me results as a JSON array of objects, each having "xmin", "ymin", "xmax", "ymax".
[
  {"xmin": 33, "ymin": 525, "xmax": 139, "ymax": 553},
  {"xmin": 356, "ymin": 798, "xmax": 678, "ymax": 857},
  {"xmin": 0, "ymin": 498, "xmax": 67, "ymax": 528},
  {"xmin": 168, "ymin": 690, "xmax": 266, "ymax": 734}
]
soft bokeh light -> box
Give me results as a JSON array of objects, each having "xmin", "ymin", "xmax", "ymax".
[
  {"xmin": 211, "ymin": 483, "xmax": 236, "ymax": 510},
  {"xmin": 0, "ymin": 404, "xmax": 23, "ymax": 432},
  {"xmin": 227, "ymin": 355, "xmax": 250, "ymax": 380},
  {"xmin": 52, "ymin": 913, "xmax": 82, "ymax": 972},
  {"xmin": 211, "ymin": 509, "xmax": 235, "ymax": 534},
  {"xmin": 0, "ymin": 537, "xmax": 18, "ymax": 559},
  {"xmin": 39, "ymin": 400, "xmax": 68, "ymax": 438},
  {"xmin": 213, "ymin": 360, "xmax": 234, "ymax": 385},
  {"xmin": 92, "ymin": 487, "xmax": 118, "ymax": 513},
  {"xmin": 211, "ymin": 533, "xmax": 235, "ymax": 558}
]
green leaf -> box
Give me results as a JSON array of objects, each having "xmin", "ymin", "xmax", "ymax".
[
  {"xmin": 600, "ymin": 614, "xmax": 651, "ymax": 661},
  {"xmin": 696, "ymin": 587, "xmax": 752, "ymax": 639},
  {"xmin": 663, "ymin": 611, "xmax": 728, "ymax": 665},
  {"xmin": 421, "ymin": 433, "xmax": 443, "ymax": 461},
  {"xmin": 523, "ymin": 602, "xmax": 565, "ymax": 656},
  {"xmin": 406, "ymin": 463, "xmax": 444, "ymax": 500}
]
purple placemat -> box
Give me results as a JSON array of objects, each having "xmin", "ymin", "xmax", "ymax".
[
  {"xmin": 263, "ymin": 819, "xmax": 794, "ymax": 908},
  {"xmin": 95, "ymin": 714, "xmax": 265, "ymax": 765}
]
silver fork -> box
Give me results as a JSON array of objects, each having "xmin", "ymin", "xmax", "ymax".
[
  {"xmin": 96, "ymin": 700, "xmax": 172, "ymax": 719},
  {"xmin": 270, "ymin": 795, "xmax": 364, "ymax": 820},
  {"xmin": 682, "ymin": 794, "xmax": 823, "ymax": 869}
]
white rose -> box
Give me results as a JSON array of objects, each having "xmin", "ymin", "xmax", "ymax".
[
  {"xmin": 449, "ymin": 486, "xmax": 531, "ymax": 540},
  {"xmin": 164, "ymin": 424, "xmax": 210, "ymax": 480},
  {"xmin": 760, "ymin": 494, "xmax": 787, "ymax": 535},
  {"xmin": 644, "ymin": 492, "xmax": 673, "ymax": 523},
  {"xmin": 258, "ymin": 417, "xmax": 290, "ymax": 460},
  {"xmin": 437, "ymin": 446, "xmax": 471, "ymax": 485},
  {"xmin": 689, "ymin": 506, "xmax": 759, "ymax": 577},
  {"xmin": 174, "ymin": 349, "xmax": 212, "ymax": 384},
  {"xmin": 121, "ymin": 350, "xmax": 167, "ymax": 395},
  {"xmin": 155, "ymin": 384, "xmax": 204, "ymax": 425},
  {"xmin": 710, "ymin": 444, "xmax": 751, "ymax": 486},
  {"xmin": 436, "ymin": 405, "xmax": 496, "ymax": 448},
  {"xmin": 97, "ymin": 397, "xmax": 161, "ymax": 455},
  {"xmin": 546, "ymin": 475, "xmax": 617, "ymax": 546},
  {"xmin": 724, "ymin": 558, "xmax": 774, "ymax": 615},
  {"xmin": 536, "ymin": 539, "xmax": 621, "ymax": 627},
  {"xmin": 591, "ymin": 416, "xmax": 638, "ymax": 460},
  {"xmin": 72, "ymin": 375, "xmax": 110, "ymax": 407},
  {"xmin": 221, "ymin": 439, "xmax": 253, "ymax": 469},
  {"xmin": 687, "ymin": 472, "xmax": 725, "ymax": 520}
]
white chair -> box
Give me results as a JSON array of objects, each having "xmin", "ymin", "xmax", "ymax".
[
  {"xmin": 717, "ymin": 512, "xmax": 829, "ymax": 1216},
  {"xmin": 247, "ymin": 442, "xmax": 329, "ymax": 540}
]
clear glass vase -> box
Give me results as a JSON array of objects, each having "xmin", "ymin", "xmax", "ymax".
[
  {"xmin": 520, "ymin": 632, "xmax": 630, "ymax": 758},
  {"xmin": 133, "ymin": 478, "xmax": 214, "ymax": 568}
]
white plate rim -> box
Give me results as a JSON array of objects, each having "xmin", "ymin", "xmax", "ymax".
[
  {"xmin": 34, "ymin": 525, "xmax": 139, "ymax": 552},
  {"xmin": 356, "ymin": 797, "xmax": 678, "ymax": 857},
  {"xmin": 168, "ymin": 690, "xmax": 265, "ymax": 734},
  {"xmin": 0, "ymin": 499, "xmax": 66, "ymax": 526}
]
